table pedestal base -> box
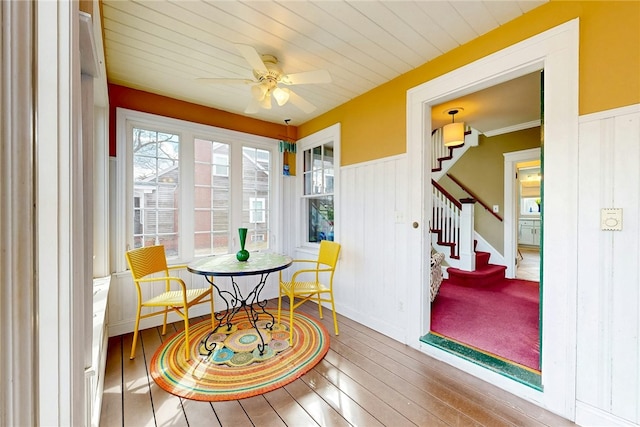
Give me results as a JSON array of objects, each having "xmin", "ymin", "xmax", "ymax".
[{"xmin": 200, "ymin": 272, "xmax": 274, "ymax": 358}]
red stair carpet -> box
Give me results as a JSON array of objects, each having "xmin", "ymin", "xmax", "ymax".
[
  {"xmin": 431, "ymin": 261, "xmax": 540, "ymax": 371},
  {"xmin": 446, "ymin": 251, "xmax": 507, "ymax": 287}
]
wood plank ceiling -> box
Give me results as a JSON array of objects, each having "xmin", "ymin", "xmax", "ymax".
[{"xmin": 102, "ymin": 1, "xmax": 547, "ymax": 128}]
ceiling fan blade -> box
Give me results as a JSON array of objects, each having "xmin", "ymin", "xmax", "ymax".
[
  {"xmin": 287, "ymin": 89, "xmax": 316, "ymax": 114},
  {"xmin": 244, "ymin": 97, "xmax": 261, "ymax": 114},
  {"xmin": 235, "ymin": 44, "xmax": 268, "ymax": 74},
  {"xmin": 281, "ymin": 69, "xmax": 331, "ymax": 85},
  {"xmin": 196, "ymin": 77, "xmax": 255, "ymax": 85},
  {"xmin": 260, "ymin": 93, "xmax": 272, "ymax": 110}
]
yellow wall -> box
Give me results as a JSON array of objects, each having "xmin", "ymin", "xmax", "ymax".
[{"xmin": 299, "ymin": 1, "xmax": 640, "ymax": 166}]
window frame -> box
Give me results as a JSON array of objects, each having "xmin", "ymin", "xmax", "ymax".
[
  {"xmin": 249, "ymin": 197, "xmax": 266, "ymax": 224},
  {"xmin": 295, "ymin": 123, "xmax": 341, "ymax": 249},
  {"xmin": 115, "ymin": 108, "xmax": 282, "ymax": 271}
]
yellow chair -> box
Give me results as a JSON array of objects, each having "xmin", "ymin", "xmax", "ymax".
[
  {"xmin": 277, "ymin": 240, "xmax": 341, "ymax": 345},
  {"xmin": 125, "ymin": 245, "xmax": 214, "ymax": 360}
]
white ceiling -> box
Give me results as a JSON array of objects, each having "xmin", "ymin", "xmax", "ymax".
[{"xmin": 101, "ymin": 0, "xmax": 546, "ymax": 130}]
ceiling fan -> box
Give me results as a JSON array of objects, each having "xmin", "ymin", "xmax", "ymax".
[{"xmin": 197, "ymin": 44, "xmax": 331, "ymax": 114}]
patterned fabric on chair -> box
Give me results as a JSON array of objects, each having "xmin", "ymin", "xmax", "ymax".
[{"xmin": 430, "ymin": 252, "xmax": 445, "ymax": 302}]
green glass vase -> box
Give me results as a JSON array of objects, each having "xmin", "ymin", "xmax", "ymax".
[{"xmin": 236, "ymin": 227, "xmax": 250, "ymax": 261}]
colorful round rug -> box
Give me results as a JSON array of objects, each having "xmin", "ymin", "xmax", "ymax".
[{"xmin": 150, "ymin": 309, "xmax": 330, "ymax": 401}]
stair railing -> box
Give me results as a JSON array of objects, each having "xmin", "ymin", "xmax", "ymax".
[
  {"xmin": 431, "ymin": 180, "xmax": 461, "ymax": 259},
  {"xmin": 431, "ymin": 128, "xmax": 447, "ymax": 172},
  {"xmin": 431, "ymin": 180, "xmax": 476, "ymax": 271}
]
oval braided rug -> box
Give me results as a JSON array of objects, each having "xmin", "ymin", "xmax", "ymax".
[{"xmin": 150, "ymin": 309, "xmax": 329, "ymax": 401}]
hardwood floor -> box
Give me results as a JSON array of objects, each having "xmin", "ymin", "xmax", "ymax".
[
  {"xmin": 516, "ymin": 247, "xmax": 540, "ymax": 281},
  {"xmin": 100, "ymin": 300, "xmax": 573, "ymax": 427}
]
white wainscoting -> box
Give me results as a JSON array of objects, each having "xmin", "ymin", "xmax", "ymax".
[
  {"xmin": 323, "ymin": 155, "xmax": 410, "ymax": 342},
  {"xmin": 575, "ymin": 104, "xmax": 640, "ymax": 426}
]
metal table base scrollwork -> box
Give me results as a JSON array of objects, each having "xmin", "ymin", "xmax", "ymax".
[{"xmin": 187, "ymin": 252, "xmax": 292, "ymax": 358}]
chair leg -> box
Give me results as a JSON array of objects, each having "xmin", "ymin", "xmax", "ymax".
[
  {"xmin": 277, "ymin": 289, "xmax": 283, "ymax": 325},
  {"xmin": 288, "ymin": 295, "xmax": 295, "ymax": 345},
  {"xmin": 130, "ymin": 306, "xmax": 142, "ymax": 360},
  {"xmin": 209, "ymin": 291, "xmax": 215, "ymax": 332},
  {"xmin": 162, "ymin": 310, "xmax": 168, "ymax": 336},
  {"xmin": 183, "ymin": 309, "xmax": 191, "ymax": 360},
  {"xmin": 329, "ymin": 293, "xmax": 339, "ymax": 336},
  {"xmin": 316, "ymin": 293, "xmax": 324, "ymax": 319}
]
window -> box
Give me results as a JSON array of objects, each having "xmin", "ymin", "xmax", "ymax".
[
  {"xmin": 212, "ymin": 153, "xmax": 229, "ymax": 177},
  {"xmin": 132, "ymin": 128, "xmax": 180, "ymax": 257},
  {"xmin": 250, "ymin": 197, "xmax": 266, "ymax": 223},
  {"xmin": 243, "ymin": 147, "xmax": 271, "ymax": 251},
  {"xmin": 297, "ymin": 123, "xmax": 340, "ymax": 246},
  {"xmin": 116, "ymin": 109, "xmax": 279, "ymax": 270},
  {"xmin": 194, "ymin": 139, "xmax": 230, "ymax": 256}
]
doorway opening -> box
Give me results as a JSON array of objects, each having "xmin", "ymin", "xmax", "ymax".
[
  {"xmin": 516, "ymin": 160, "xmax": 541, "ymax": 281},
  {"xmin": 424, "ymin": 73, "xmax": 543, "ymax": 388}
]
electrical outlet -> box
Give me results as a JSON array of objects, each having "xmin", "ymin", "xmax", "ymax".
[
  {"xmin": 395, "ymin": 211, "xmax": 404, "ymax": 223},
  {"xmin": 493, "ymin": 205, "xmax": 499, "ymax": 213}
]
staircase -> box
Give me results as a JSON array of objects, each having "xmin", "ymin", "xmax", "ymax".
[
  {"xmin": 430, "ymin": 126, "xmax": 507, "ymax": 283},
  {"xmin": 446, "ymin": 249, "xmax": 506, "ymax": 287}
]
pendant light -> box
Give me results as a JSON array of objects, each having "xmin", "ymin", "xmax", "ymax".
[{"xmin": 443, "ymin": 108, "xmax": 465, "ymax": 147}]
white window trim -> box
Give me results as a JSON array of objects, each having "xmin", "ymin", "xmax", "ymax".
[
  {"xmin": 115, "ymin": 108, "xmax": 281, "ymax": 272},
  {"xmin": 295, "ymin": 123, "xmax": 341, "ymax": 251}
]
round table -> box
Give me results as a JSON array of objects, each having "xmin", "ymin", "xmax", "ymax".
[{"xmin": 188, "ymin": 252, "xmax": 293, "ymax": 356}]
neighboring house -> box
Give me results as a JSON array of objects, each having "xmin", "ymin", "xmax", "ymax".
[{"xmin": 2, "ymin": 2, "xmax": 639, "ymax": 427}]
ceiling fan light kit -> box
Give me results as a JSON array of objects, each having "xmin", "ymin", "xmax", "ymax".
[
  {"xmin": 198, "ymin": 44, "xmax": 331, "ymax": 115},
  {"xmin": 443, "ymin": 108, "xmax": 465, "ymax": 147}
]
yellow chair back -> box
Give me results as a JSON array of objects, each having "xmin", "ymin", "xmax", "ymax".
[
  {"xmin": 317, "ymin": 240, "xmax": 341, "ymax": 270},
  {"xmin": 126, "ymin": 245, "xmax": 169, "ymax": 280}
]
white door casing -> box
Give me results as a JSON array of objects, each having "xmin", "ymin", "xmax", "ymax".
[
  {"xmin": 504, "ymin": 148, "xmax": 541, "ymax": 278},
  {"xmin": 406, "ymin": 20, "xmax": 579, "ymax": 419}
]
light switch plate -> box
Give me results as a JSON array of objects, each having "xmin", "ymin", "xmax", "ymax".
[{"xmin": 601, "ymin": 208, "xmax": 622, "ymax": 231}]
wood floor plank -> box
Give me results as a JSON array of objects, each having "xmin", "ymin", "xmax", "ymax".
[
  {"xmin": 161, "ymin": 323, "xmax": 220, "ymax": 426},
  {"xmin": 99, "ymin": 336, "xmax": 124, "ymax": 427},
  {"xmin": 239, "ymin": 395, "xmax": 287, "ymax": 426},
  {"xmin": 140, "ymin": 327, "xmax": 189, "ymax": 427},
  {"xmin": 296, "ymin": 303, "xmax": 556, "ymax": 426},
  {"xmin": 283, "ymin": 379, "xmax": 350, "ymax": 427},
  {"xmin": 332, "ymin": 332, "xmax": 514, "ymax": 427},
  {"xmin": 180, "ymin": 400, "xmax": 220, "ymax": 426},
  {"xmin": 325, "ymin": 350, "xmax": 452, "ymax": 426},
  {"xmin": 329, "ymin": 309, "xmax": 572, "ymax": 427},
  {"xmin": 210, "ymin": 400, "xmax": 254, "ymax": 426},
  {"xmin": 301, "ymin": 367, "xmax": 386, "ymax": 427},
  {"xmin": 121, "ymin": 331, "xmax": 157, "ymax": 427},
  {"xmin": 263, "ymin": 387, "xmax": 319, "ymax": 426},
  {"xmin": 311, "ymin": 359, "xmax": 416, "ymax": 427},
  {"xmin": 295, "ymin": 305, "xmax": 472, "ymax": 425}
]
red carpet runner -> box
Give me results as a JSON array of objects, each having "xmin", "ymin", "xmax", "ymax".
[{"xmin": 430, "ymin": 278, "xmax": 540, "ymax": 371}]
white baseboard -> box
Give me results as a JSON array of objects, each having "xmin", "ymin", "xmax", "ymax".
[{"xmin": 576, "ymin": 401, "xmax": 639, "ymax": 427}]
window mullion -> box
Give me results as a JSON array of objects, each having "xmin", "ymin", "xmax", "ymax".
[
  {"xmin": 181, "ymin": 131, "xmax": 195, "ymax": 261},
  {"xmin": 229, "ymin": 142, "xmax": 244, "ymax": 250}
]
